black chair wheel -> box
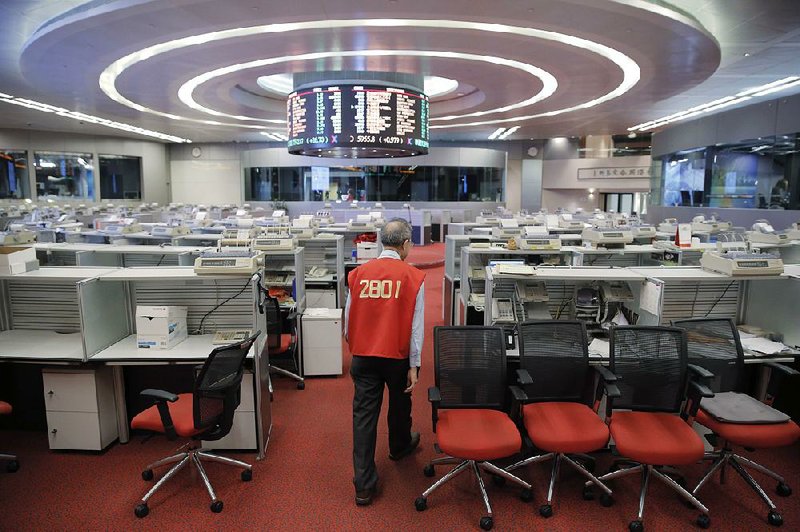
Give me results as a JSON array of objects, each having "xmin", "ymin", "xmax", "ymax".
[
  {"xmin": 776, "ymin": 482, "xmax": 792, "ymax": 497},
  {"xmin": 6, "ymin": 460, "xmax": 19, "ymax": 473},
  {"xmin": 768, "ymin": 510, "xmax": 783, "ymax": 527},
  {"xmin": 297, "ymin": 381, "xmax": 305, "ymax": 390},
  {"xmin": 582, "ymin": 486, "xmax": 595, "ymax": 500},
  {"xmin": 210, "ymin": 500, "xmax": 223, "ymax": 513},
  {"xmin": 423, "ymin": 464, "xmax": 435, "ymax": 477},
  {"xmin": 134, "ymin": 503, "xmax": 149, "ymax": 518},
  {"xmin": 520, "ymin": 488, "xmax": 533, "ymax": 502},
  {"xmin": 141, "ymin": 469, "xmax": 154, "ymax": 481},
  {"xmin": 491, "ymin": 474, "xmax": 506, "ymax": 487},
  {"xmin": 414, "ymin": 497, "xmax": 428, "ymax": 511},
  {"xmin": 479, "ymin": 516, "xmax": 493, "ymax": 530},
  {"xmin": 539, "ymin": 504, "xmax": 553, "ymax": 518},
  {"xmin": 696, "ymin": 514, "xmax": 711, "ymax": 529},
  {"xmin": 241, "ymin": 469, "xmax": 253, "ymax": 481},
  {"xmin": 629, "ymin": 520, "xmax": 644, "ymax": 532},
  {"xmin": 600, "ymin": 493, "xmax": 614, "ymax": 507}
]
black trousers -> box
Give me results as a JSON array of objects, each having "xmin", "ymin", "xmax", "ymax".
[{"xmin": 351, "ymin": 355, "xmax": 413, "ymax": 491}]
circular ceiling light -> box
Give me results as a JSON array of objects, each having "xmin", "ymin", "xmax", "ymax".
[
  {"xmin": 257, "ymin": 73, "xmax": 459, "ymax": 98},
  {"xmin": 99, "ymin": 19, "xmax": 641, "ymax": 130}
]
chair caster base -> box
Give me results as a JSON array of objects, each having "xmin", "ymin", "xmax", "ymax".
[
  {"xmin": 520, "ymin": 488, "xmax": 533, "ymax": 502},
  {"xmin": 423, "ymin": 464, "xmax": 435, "ymax": 477},
  {"xmin": 491, "ymin": 474, "xmax": 506, "ymax": 487},
  {"xmin": 776, "ymin": 482, "xmax": 792, "ymax": 497},
  {"xmin": 479, "ymin": 516, "xmax": 493, "ymax": 530},
  {"xmin": 210, "ymin": 500, "xmax": 223, "ymax": 513},
  {"xmin": 696, "ymin": 514, "xmax": 711, "ymax": 529},
  {"xmin": 141, "ymin": 469, "xmax": 153, "ymax": 481},
  {"xmin": 768, "ymin": 510, "xmax": 783, "ymax": 527},
  {"xmin": 539, "ymin": 504, "xmax": 553, "ymax": 518},
  {"xmin": 241, "ymin": 469, "xmax": 252, "ymax": 481},
  {"xmin": 414, "ymin": 497, "xmax": 427, "ymax": 511},
  {"xmin": 600, "ymin": 493, "xmax": 614, "ymax": 507},
  {"xmin": 134, "ymin": 503, "xmax": 149, "ymax": 518},
  {"xmin": 6, "ymin": 460, "xmax": 19, "ymax": 473},
  {"xmin": 629, "ymin": 519, "xmax": 644, "ymax": 532},
  {"xmin": 297, "ymin": 382, "xmax": 305, "ymax": 390}
]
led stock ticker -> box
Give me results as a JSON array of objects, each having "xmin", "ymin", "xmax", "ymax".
[{"xmin": 287, "ymin": 84, "xmax": 429, "ymax": 158}]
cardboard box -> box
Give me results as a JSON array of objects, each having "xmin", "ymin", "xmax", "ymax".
[
  {"xmin": 0, "ymin": 246, "xmax": 38, "ymax": 275},
  {"xmin": 356, "ymin": 242, "xmax": 379, "ymax": 260},
  {"xmin": 136, "ymin": 306, "xmax": 188, "ymax": 349}
]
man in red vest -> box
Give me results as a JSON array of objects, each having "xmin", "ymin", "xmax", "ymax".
[{"xmin": 346, "ymin": 218, "xmax": 425, "ymax": 506}]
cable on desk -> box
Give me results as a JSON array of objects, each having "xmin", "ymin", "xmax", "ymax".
[
  {"xmin": 195, "ymin": 276, "xmax": 253, "ymax": 334},
  {"xmin": 704, "ymin": 281, "xmax": 736, "ymax": 317},
  {"xmin": 155, "ymin": 254, "xmax": 166, "ymax": 267}
]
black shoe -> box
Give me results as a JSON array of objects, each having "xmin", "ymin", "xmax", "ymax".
[
  {"xmin": 355, "ymin": 487, "xmax": 376, "ymax": 506},
  {"xmin": 389, "ymin": 431, "xmax": 421, "ymax": 461}
]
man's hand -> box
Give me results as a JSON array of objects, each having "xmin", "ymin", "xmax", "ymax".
[{"xmin": 404, "ymin": 367, "xmax": 419, "ymax": 393}]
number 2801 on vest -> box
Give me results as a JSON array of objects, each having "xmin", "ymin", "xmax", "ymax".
[{"xmin": 358, "ymin": 279, "xmax": 402, "ymax": 299}]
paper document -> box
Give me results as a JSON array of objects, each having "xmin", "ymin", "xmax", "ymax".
[
  {"xmin": 737, "ymin": 330, "xmax": 757, "ymax": 339},
  {"xmin": 640, "ymin": 281, "xmax": 661, "ymax": 315},
  {"xmin": 741, "ymin": 337, "xmax": 789, "ymax": 355},
  {"xmin": 589, "ymin": 338, "xmax": 610, "ymax": 358}
]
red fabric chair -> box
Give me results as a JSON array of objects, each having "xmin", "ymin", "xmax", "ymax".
[
  {"xmin": 503, "ymin": 321, "xmax": 619, "ymax": 518},
  {"xmin": 674, "ymin": 318, "xmax": 800, "ymax": 527},
  {"xmin": 415, "ymin": 326, "xmax": 531, "ymax": 531},
  {"xmin": 0, "ymin": 400, "xmax": 19, "ymax": 472},
  {"xmin": 130, "ymin": 332, "xmax": 260, "ymax": 518},
  {"xmin": 593, "ymin": 326, "xmax": 713, "ymax": 532}
]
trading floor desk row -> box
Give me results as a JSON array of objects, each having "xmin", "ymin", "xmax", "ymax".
[{"xmin": 0, "ymin": 266, "xmax": 278, "ymax": 459}]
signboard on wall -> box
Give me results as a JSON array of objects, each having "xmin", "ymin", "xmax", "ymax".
[{"xmin": 577, "ymin": 166, "xmax": 651, "ymax": 179}]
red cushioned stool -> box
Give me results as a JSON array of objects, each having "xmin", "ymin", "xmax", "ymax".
[{"xmin": 415, "ymin": 327, "xmax": 531, "ymax": 531}]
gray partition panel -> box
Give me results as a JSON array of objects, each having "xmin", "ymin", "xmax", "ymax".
[
  {"xmin": 8, "ymin": 281, "xmax": 81, "ymax": 331},
  {"xmin": 76, "ymin": 251, "xmax": 122, "ymax": 267},
  {"xmin": 79, "ymin": 279, "xmax": 130, "ymax": 357},
  {"xmin": 745, "ymin": 279, "xmax": 800, "ymax": 347}
]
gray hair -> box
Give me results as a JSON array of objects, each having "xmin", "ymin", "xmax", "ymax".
[{"xmin": 381, "ymin": 218, "xmax": 412, "ymax": 248}]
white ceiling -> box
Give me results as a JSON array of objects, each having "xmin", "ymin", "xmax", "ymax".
[{"xmin": 0, "ymin": 0, "xmax": 798, "ymax": 144}]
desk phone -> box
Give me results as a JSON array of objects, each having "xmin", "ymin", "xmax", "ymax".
[
  {"xmin": 262, "ymin": 272, "xmax": 292, "ymax": 284},
  {"xmin": 492, "ymin": 298, "xmax": 516, "ymax": 322},
  {"xmin": 307, "ymin": 266, "xmax": 329, "ymax": 278},
  {"xmin": 212, "ymin": 329, "xmax": 253, "ymax": 345}
]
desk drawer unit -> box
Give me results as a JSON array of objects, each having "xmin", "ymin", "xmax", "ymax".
[{"xmin": 42, "ymin": 368, "xmax": 118, "ymax": 451}]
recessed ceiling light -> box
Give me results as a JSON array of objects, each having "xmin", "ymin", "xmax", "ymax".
[
  {"xmin": 628, "ymin": 132, "xmax": 636, "ymax": 138},
  {"xmin": 743, "ymin": 52, "xmax": 751, "ymax": 57}
]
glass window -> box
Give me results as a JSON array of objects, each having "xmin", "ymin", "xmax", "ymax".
[
  {"xmin": 0, "ymin": 150, "xmax": 29, "ymax": 199},
  {"xmin": 659, "ymin": 150, "xmax": 706, "ymax": 207},
  {"xmin": 34, "ymin": 151, "xmax": 94, "ymax": 200},
  {"xmin": 99, "ymin": 155, "xmax": 142, "ymax": 199}
]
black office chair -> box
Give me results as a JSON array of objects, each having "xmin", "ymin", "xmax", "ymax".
[
  {"xmin": 415, "ymin": 326, "xmax": 531, "ymax": 531},
  {"xmin": 591, "ymin": 326, "xmax": 713, "ymax": 531},
  {"xmin": 504, "ymin": 320, "xmax": 617, "ymax": 517},
  {"xmin": 130, "ymin": 331, "xmax": 261, "ymax": 517},
  {"xmin": 673, "ymin": 318, "xmax": 800, "ymax": 526},
  {"xmin": 263, "ymin": 294, "xmax": 304, "ymax": 390}
]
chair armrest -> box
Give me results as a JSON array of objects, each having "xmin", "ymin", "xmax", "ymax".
[
  {"xmin": 428, "ymin": 386, "xmax": 441, "ymax": 433},
  {"xmin": 139, "ymin": 389, "xmax": 178, "ymax": 440},
  {"xmin": 688, "ymin": 364, "xmax": 715, "ymax": 384},
  {"xmin": 286, "ymin": 311, "xmax": 299, "ymax": 321},
  {"xmin": 683, "ymin": 380, "xmax": 714, "ymax": 421},
  {"xmin": 140, "ymin": 389, "xmax": 179, "ymax": 402},
  {"xmin": 509, "ymin": 385, "xmax": 528, "ymax": 402},
  {"xmin": 516, "ymin": 369, "xmax": 533, "ymax": 385},
  {"xmin": 689, "ymin": 380, "xmax": 715, "ymax": 398},
  {"xmin": 594, "ymin": 366, "xmax": 618, "ymax": 382},
  {"xmin": 509, "ymin": 385, "xmax": 528, "ymax": 425},
  {"xmin": 762, "ymin": 360, "xmax": 800, "ymax": 376},
  {"xmin": 603, "ymin": 382, "xmax": 621, "ymax": 399}
]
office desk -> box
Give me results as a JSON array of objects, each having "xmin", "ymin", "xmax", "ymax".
[{"xmin": 0, "ymin": 330, "xmax": 84, "ymax": 362}]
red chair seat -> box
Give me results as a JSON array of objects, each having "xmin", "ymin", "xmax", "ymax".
[
  {"xmin": 273, "ymin": 334, "xmax": 293, "ymax": 354},
  {"xmin": 437, "ymin": 409, "xmax": 521, "ymax": 461},
  {"xmin": 696, "ymin": 409, "xmax": 800, "ymax": 448},
  {"xmin": 522, "ymin": 402, "xmax": 609, "ymax": 454},
  {"xmin": 131, "ymin": 393, "xmax": 203, "ymax": 438},
  {"xmin": 0, "ymin": 401, "xmax": 11, "ymax": 415},
  {"xmin": 610, "ymin": 411, "xmax": 704, "ymax": 465}
]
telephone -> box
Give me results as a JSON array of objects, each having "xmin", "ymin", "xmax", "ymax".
[
  {"xmin": 516, "ymin": 282, "xmax": 548, "ymax": 302},
  {"xmin": 263, "ymin": 272, "xmax": 290, "ymax": 284},
  {"xmin": 307, "ymin": 266, "xmax": 329, "ymax": 278},
  {"xmin": 212, "ymin": 329, "xmax": 253, "ymax": 345},
  {"xmin": 469, "ymin": 293, "xmax": 485, "ymax": 308},
  {"xmin": 600, "ymin": 282, "xmax": 634, "ymax": 303},
  {"xmin": 492, "ymin": 298, "xmax": 516, "ymax": 322},
  {"xmin": 471, "ymin": 267, "xmax": 486, "ymax": 280}
]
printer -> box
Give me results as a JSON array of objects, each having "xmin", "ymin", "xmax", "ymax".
[
  {"xmin": 746, "ymin": 220, "xmax": 791, "ymax": 245},
  {"xmin": 581, "ymin": 227, "xmax": 633, "ymax": 249}
]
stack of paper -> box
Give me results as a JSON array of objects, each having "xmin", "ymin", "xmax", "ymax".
[{"xmin": 741, "ymin": 337, "xmax": 789, "ymax": 355}]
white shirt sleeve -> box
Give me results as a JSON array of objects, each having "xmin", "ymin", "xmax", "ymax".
[{"xmin": 409, "ymin": 283, "xmax": 425, "ymax": 368}]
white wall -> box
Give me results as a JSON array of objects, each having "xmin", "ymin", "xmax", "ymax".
[
  {"xmin": 542, "ymin": 189, "xmax": 600, "ymax": 212},
  {"xmin": 0, "ymin": 128, "xmax": 170, "ymax": 203}
]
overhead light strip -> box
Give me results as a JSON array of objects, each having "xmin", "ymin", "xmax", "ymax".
[
  {"xmin": 497, "ymin": 126, "xmax": 520, "ymax": 140},
  {"xmin": 487, "ymin": 127, "xmax": 506, "ymax": 140},
  {"xmin": 0, "ymin": 93, "xmax": 191, "ymax": 143},
  {"xmin": 629, "ymin": 76, "xmax": 800, "ymax": 132}
]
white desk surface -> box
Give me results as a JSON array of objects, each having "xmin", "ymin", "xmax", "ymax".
[
  {"xmin": 91, "ymin": 334, "xmax": 254, "ymax": 363},
  {"xmin": 0, "ymin": 266, "xmax": 118, "ymax": 281},
  {"xmin": 0, "ymin": 329, "xmax": 85, "ymax": 360},
  {"xmin": 98, "ymin": 266, "xmax": 255, "ymax": 281},
  {"xmin": 179, "ymin": 234, "xmax": 223, "ymax": 241},
  {"xmin": 565, "ymin": 244, "xmax": 657, "ymax": 255},
  {"xmin": 524, "ymin": 267, "xmax": 647, "ymax": 281},
  {"xmin": 34, "ymin": 243, "xmax": 210, "ymax": 254},
  {"xmin": 631, "ymin": 266, "xmax": 786, "ymax": 282},
  {"xmin": 306, "ymin": 273, "xmax": 336, "ymax": 283}
]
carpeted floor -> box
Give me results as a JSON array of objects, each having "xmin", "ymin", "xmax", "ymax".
[{"xmin": 0, "ymin": 244, "xmax": 798, "ymax": 530}]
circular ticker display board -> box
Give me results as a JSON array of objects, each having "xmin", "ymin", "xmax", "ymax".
[{"xmin": 287, "ymin": 84, "xmax": 429, "ymax": 158}]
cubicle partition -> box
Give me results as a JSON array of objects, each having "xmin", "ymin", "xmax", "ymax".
[{"xmin": 296, "ymin": 235, "xmax": 345, "ymax": 308}]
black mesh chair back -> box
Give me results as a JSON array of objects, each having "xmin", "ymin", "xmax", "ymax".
[
  {"xmin": 672, "ymin": 318, "xmax": 743, "ymax": 393},
  {"xmin": 518, "ymin": 320, "xmax": 592, "ymax": 403},
  {"xmin": 434, "ymin": 326, "xmax": 507, "ymax": 410},
  {"xmin": 609, "ymin": 326, "xmax": 687, "ymax": 413},
  {"xmin": 263, "ymin": 296, "xmax": 285, "ymax": 354},
  {"xmin": 193, "ymin": 331, "xmax": 261, "ymax": 440}
]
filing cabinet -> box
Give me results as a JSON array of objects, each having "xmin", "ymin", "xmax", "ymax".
[{"xmin": 301, "ymin": 308, "xmax": 343, "ymax": 376}]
